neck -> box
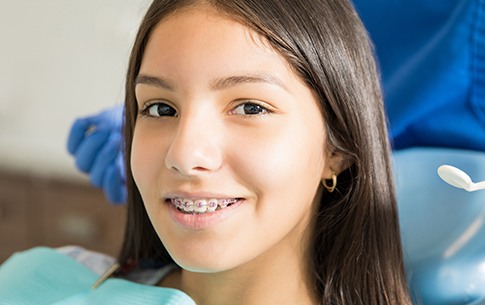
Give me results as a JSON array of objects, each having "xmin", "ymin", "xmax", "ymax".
[{"xmin": 185, "ymin": 248, "xmax": 315, "ymax": 305}]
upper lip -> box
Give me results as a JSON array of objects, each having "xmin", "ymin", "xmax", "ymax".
[{"xmin": 164, "ymin": 191, "xmax": 241, "ymax": 201}]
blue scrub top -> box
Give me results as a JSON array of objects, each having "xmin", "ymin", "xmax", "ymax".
[{"xmin": 353, "ymin": 0, "xmax": 485, "ymax": 151}]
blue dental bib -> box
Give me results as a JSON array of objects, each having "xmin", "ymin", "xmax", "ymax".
[{"xmin": 0, "ymin": 247, "xmax": 196, "ymax": 305}]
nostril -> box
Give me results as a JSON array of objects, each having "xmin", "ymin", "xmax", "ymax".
[
  {"xmin": 192, "ymin": 166, "xmax": 210, "ymax": 172},
  {"xmin": 166, "ymin": 152, "xmax": 222, "ymax": 176},
  {"xmin": 164, "ymin": 128, "xmax": 223, "ymax": 175}
]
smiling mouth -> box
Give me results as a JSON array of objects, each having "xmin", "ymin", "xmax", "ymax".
[{"xmin": 169, "ymin": 197, "xmax": 241, "ymax": 214}]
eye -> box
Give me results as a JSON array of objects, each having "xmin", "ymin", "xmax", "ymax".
[
  {"xmin": 231, "ymin": 102, "xmax": 270, "ymax": 116},
  {"xmin": 142, "ymin": 102, "xmax": 177, "ymax": 117}
]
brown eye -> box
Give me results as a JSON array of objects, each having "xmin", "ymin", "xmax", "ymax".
[
  {"xmin": 232, "ymin": 102, "xmax": 269, "ymax": 115},
  {"xmin": 145, "ymin": 103, "xmax": 177, "ymax": 117}
]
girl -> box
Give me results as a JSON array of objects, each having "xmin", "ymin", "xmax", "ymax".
[{"xmin": 118, "ymin": 0, "xmax": 411, "ymax": 304}]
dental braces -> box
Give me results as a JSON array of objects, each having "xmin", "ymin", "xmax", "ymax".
[{"xmin": 171, "ymin": 198, "xmax": 238, "ymax": 210}]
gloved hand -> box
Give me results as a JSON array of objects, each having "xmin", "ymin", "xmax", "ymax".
[{"xmin": 67, "ymin": 105, "xmax": 126, "ymax": 205}]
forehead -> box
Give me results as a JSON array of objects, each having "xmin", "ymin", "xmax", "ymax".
[
  {"xmin": 150, "ymin": 5, "xmax": 268, "ymax": 47},
  {"xmin": 139, "ymin": 5, "xmax": 292, "ymax": 77}
]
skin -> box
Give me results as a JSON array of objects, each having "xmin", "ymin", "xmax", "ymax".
[{"xmin": 131, "ymin": 5, "xmax": 346, "ymax": 305}]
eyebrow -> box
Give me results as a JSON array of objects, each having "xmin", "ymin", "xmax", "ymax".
[
  {"xmin": 135, "ymin": 74, "xmax": 176, "ymax": 91},
  {"xmin": 135, "ymin": 73, "xmax": 287, "ymax": 92},
  {"xmin": 210, "ymin": 74, "xmax": 288, "ymax": 91}
]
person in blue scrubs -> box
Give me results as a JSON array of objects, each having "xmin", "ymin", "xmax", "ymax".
[{"xmin": 355, "ymin": 0, "xmax": 485, "ymax": 151}]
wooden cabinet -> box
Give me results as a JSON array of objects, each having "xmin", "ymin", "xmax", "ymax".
[
  {"xmin": 0, "ymin": 173, "xmax": 30, "ymax": 261},
  {"xmin": 0, "ymin": 170, "xmax": 126, "ymax": 262}
]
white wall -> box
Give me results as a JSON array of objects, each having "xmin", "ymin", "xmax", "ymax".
[{"xmin": 0, "ymin": 0, "xmax": 151, "ymax": 180}]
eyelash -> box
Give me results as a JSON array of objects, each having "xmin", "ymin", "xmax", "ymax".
[
  {"xmin": 139, "ymin": 100, "xmax": 272, "ymax": 118},
  {"xmin": 140, "ymin": 101, "xmax": 178, "ymax": 118},
  {"xmin": 230, "ymin": 101, "xmax": 271, "ymax": 116}
]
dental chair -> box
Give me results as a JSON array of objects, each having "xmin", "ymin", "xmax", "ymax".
[{"xmin": 393, "ymin": 148, "xmax": 485, "ymax": 305}]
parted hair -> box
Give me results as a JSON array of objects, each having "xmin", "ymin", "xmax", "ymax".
[{"xmin": 119, "ymin": 1, "xmax": 412, "ymax": 304}]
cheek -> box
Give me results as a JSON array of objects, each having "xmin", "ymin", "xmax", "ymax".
[
  {"xmin": 231, "ymin": 121, "xmax": 326, "ymax": 200},
  {"xmin": 130, "ymin": 125, "xmax": 165, "ymax": 195}
]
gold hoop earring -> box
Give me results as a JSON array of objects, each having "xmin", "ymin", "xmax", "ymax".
[{"xmin": 323, "ymin": 173, "xmax": 337, "ymax": 193}]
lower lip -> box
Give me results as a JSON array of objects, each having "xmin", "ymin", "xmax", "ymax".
[{"xmin": 167, "ymin": 199, "xmax": 243, "ymax": 230}]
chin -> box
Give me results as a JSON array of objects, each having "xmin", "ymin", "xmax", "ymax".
[
  {"xmin": 164, "ymin": 242, "xmax": 244, "ymax": 274},
  {"xmin": 159, "ymin": 226, "xmax": 248, "ymax": 273},
  {"xmin": 172, "ymin": 255, "xmax": 236, "ymax": 273}
]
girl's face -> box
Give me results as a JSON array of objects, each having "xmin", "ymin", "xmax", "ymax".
[{"xmin": 132, "ymin": 5, "xmax": 336, "ymax": 272}]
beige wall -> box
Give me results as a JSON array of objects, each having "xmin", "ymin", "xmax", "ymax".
[{"xmin": 0, "ymin": 0, "xmax": 151, "ymax": 180}]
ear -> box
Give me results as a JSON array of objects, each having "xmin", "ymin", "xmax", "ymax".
[{"xmin": 321, "ymin": 149, "xmax": 352, "ymax": 180}]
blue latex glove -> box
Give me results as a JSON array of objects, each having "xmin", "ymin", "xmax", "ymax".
[{"xmin": 67, "ymin": 105, "xmax": 126, "ymax": 205}]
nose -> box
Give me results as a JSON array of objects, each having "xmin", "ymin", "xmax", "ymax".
[{"xmin": 165, "ymin": 112, "xmax": 223, "ymax": 176}]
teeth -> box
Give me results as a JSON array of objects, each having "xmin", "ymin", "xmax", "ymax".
[
  {"xmin": 182, "ymin": 199, "xmax": 194, "ymax": 212},
  {"xmin": 219, "ymin": 198, "xmax": 237, "ymax": 208},
  {"xmin": 193, "ymin": 199, "xmax": 207, "ymax": 213},
  {"xmin": 171, "ymin": 197, "xmax": 238, "ymax": 213},
  {"xmin": 219, "ymin": 199, "xmax": 229, "ymax": 209},
  {"xmin": 207, "ymin": 199, "xmax": 218, "ymax": 212},
  {"xmin": 173, "ymin": 198, "xmax": 183, "ymax": 208}
]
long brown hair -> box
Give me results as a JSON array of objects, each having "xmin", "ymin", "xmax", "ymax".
[{"xmin": 120, "ymin": 0, "xmax": 411, "ymax": 304}]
